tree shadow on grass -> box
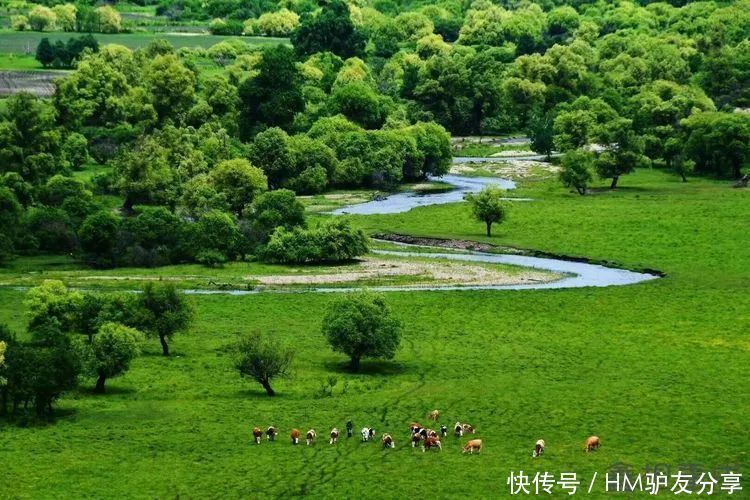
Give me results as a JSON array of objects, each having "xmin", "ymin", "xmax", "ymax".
[
  {"xmin": 322, "ymin": 360, "xmax": 413, "ymax": 376},
  {"xmin": 0, "ymin": 407, "xmax": 78, "ymax": 428}
]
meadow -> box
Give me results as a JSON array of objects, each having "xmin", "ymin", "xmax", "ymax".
[{"xmin": 0, "ymin": 168, "xmax": 747, "ymax": 497}]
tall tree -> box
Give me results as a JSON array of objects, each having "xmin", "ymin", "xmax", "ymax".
[
  {"xmin": 238, "ymin": 45, "xmax": 304, "ymax": 139},
  {"xmin": 291, "ymin": 0, "xmax": 365, "ymax": 59}
]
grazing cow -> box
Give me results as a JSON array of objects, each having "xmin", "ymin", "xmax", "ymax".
[
  {"xmin": 462, "ymin": 423, "xmax": 475, "ymax": 434},
  {"xmin": 454, "ymin": 422, "xmax": 463, "ymax": 437},
  {"xmin": 266, "ymin": 426, "xmax": 277, "ymax": 441},
  {"xmin": 429, "ymin": 409, "xmax": 440, "ymax": 421},
  {"xmin": 252, "ymin": 426, "xmax": 262, "ymax": 445},
  {"xmin": 291, "ymin": 429, "xmax": 300, "ymax": 445},
  {"xmin": 382, "ymin": 433, "xmax": 395, "ymax": 448},
  {"xmin": 463, "ymin": 439, "xmax": 482, "ymax": 454},
  {"xmin": 346, "ymin": 421, "xmax": 354, "ymax": 438},
  {"xmin": 423, "ymin": 437, "xmax": 442, "ymax": 452},
  {"xmin": 361, "ymin": 427, "xmax": 375, "ymax": 441},
  {"xmin": 409, "ymin": 423, "xmax": 422, "ymax": 435},
  {"xmin": 426, "ymin": 429, "xmax": 438, "ymax": 438},
  {"xmin": 440, "ymin": 425, "xmax": 448, "ymax": 437},
  {"xmin": 330, "ymin": 428, "xmax": 339, "ymax": 445},
  {"xmin": 306, "ymin": 429, "xmax": 317, "ymax": 446},
  {"xmin": 411, "ymin": 433, "xmax": 422, "ymax": 448},
  {"xmin": 585, "ymin": 436, "xmax": 600, "ymax": 452},
  {"xmin": 533, "ymin": 439, "xmax": 545, "ymax": 458}
]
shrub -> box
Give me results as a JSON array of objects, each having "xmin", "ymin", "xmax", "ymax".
[{"xmin": 260, "ymin": 219, "xmax": 368, "ymax": 264}]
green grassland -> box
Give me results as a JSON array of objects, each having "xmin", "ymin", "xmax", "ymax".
[
  {"xmin": 0, "ymin": 30, "xmax": 288, "ymax": 55},
  {"xmin": 0, "ymin": 169, "xmax": 748, "ymax": 497}
]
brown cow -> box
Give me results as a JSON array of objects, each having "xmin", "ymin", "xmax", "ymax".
[
  {"xmin": 463, "ymin": 439, "xmax": 482, "ymax": 454},
  {"xmin": 409, "ymin": 423, "xmax": 423, "ymax": 435},
  {"xmin": 411, "ymin": 432, "xmax": 422, "ymax": 448},
  {"xmin": 266, "ymin": 426, "xmax": 278, "ymax": 441},
  {"xmin": 382, "ymin": 433, "xmax": 395, "ymax": 448},
  {"xmin": 429, "ymin": 410, "xmax": 440, "ymax": 421},
  {"xmin": 252, "ymin": 426, "xmax": 262, "ymax": 445},
  {"xmin": 585, "ymin": 436, "xmax": 600, "ymax": 452},
  {"xmin": 423, "ymin": 436, "xmax": 442, "ymax": 452},
  {"xmin": 462, "ymin": 423, "xmax": 475, "ymax": 434},
  {"xmin": 533, "ymin": 439, "xmax": 545, "ymax": 457},
  {"xmin": 330, "ymin": 428, "xmax": 339, "ymax": 445},
  {"xmin": 426, "ymin": 429, "xmax": 438, "ymax": 438},
  {"xmin": 291, "ymin": 429, "xmax": 301, "ymax": 445},
  {"xmin": 306, "ymin": 429, "xmax": 317, "ymax": 446}
]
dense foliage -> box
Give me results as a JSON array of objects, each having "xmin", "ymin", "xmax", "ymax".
[{"xmin": 1, "ymin": 0, "xmax": 749, "ymax": 268}]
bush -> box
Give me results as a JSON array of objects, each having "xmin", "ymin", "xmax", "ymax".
[{"xmin": 260, "ymin": 219, "xmax": 368, "ymax": 264}]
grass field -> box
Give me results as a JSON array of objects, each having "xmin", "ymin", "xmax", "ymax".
[
  {"xmin": 0, "ymin": 30, "xmax": 289, "ymax": 55},
  {"xmin": 0, "ymin": 169, "xmax": 748, "ymax": 497}
]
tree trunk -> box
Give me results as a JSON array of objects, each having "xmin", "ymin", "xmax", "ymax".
[
  {"xmin": 681, "ymin": 173, "xmax": 687, "ymax": 182},
  {"xmin": 95, "ymin": 373, "xmax": 106, "ymax": 393},
  {"xmin": 122, "ymin": 195, "xmax": 135, "ymax": 216},
  {"xmin": 577, "ymin": 187, "xmax": 586, "ymax": 196},
  {"xmin": 485, "ymin": 221, "xmax": 492, "ymax": 237},
  {"xmin": 260, "ymin": 379, "xmax": 276, "ymax": 396},
  {"xmin": 160, "ymin": 335, "xmax": 170, "ymax": 356},
  {"xmin": 610, "ymin": 176, "xmax": 619, "ymax": 189},
  {"xmin": 350, "ymin": 356, "xmax": 361, "ymax": 372}
]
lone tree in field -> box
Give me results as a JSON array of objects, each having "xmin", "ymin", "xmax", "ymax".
[
  {"xmin": 467, "ymin": 186, "xmax": 506, "ymax": 237},
  {"xmin": 322, "ymin": 292, "xmax": 401, "ymax": 372},
  {"xmin": 138, "ymin": 283, "xmax": 193, "ymax": 356},
  {"xmin": 88, "ymin": 323, "xmax": 144, "ymax": 393},
  {"xmin": 234, "ymin": 333, "xmax": 294, "ymax": 396},
  {"xmin": 560, "ymin": 149, "xmax": 594, "ymax": 195}
]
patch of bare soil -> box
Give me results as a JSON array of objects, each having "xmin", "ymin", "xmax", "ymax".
[
  {"xmin": 253, "ymin": 256, "xmax": 556, "ymax": 286},
  {"xmin": 450, "ymin": 159, "xmax": 560, "ymax": 180}
]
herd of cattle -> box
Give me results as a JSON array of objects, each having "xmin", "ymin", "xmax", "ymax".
[{"xmin": 250, "ymin": 410, "xmax": 602, "ymax": 455}]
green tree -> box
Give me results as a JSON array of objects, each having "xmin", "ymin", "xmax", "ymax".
[
  {"xmin": 248, "ymin": 127, "xmax": 292, "ymax": 188},
  {"xmin": 467, "ymin": 186, "xmax": 507, "ymax": 237},
  {"xmin": 682, "ymin": 112, "xmax": 750, "ymax": 179},
  {"xmin": 35, "ymin": 38, "xmax": 55, "ymax": 67},
  {"xmin": 86, "ymin": 322, "xmax": 143, "ymax": 393},
  {"xmin": 96, "ymin": 5, "xmax": 122, "ymax": 33},
  {"xmin": 144, "ymin": 54, "xmax": 196, "ymax": 121},
  {"xmin": 192, "ymin": 209, "xmax": 242, "ymax": 263},
  {"xmin": 238, "ymin": 45, "xmax": 303, "ymax": 138},
  {"xmin": 79, "ymin": 210, "xmax": 120, "ymax": 266},
  {"xmin": 528, "ymin": 111, "xmax": 555, "ymax": 160},
  {"xmin": 28, "ymin": 5, "xmax": 57, "ymax": 31},
  {"xmin": 322, "ymin": 292, "xmax": 401, "ymax": 372},
  {"xmin": 560, "ymin": 149, "xmax": 595, "ymax": 195},
  {"xmin": 137, "ymin": 283, "xmax": 193, "ymax": 357},
  {"xmin": 292, "ymin": 0, "xmax": 366, "ymax": 59},
  {"xmin": 234, "ymin": 332, "xmax": 294, "ymax": 396},
  {"xmin": 209, "ymin": 159, "xmax": 268, "ymax": 214},
  {"xmin": 112, "ymin": 137, "xmax": 174, "ymax": 213},
  {"xmin": 244, "ymin": 189, "xmax": 305, "ymax": 245}
]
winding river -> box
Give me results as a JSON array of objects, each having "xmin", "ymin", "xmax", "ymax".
[{"xmin": 186, "ymin": 169, "xmax": 660, "ymax": 295}]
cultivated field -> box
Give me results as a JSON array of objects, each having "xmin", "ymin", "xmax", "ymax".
[
  {"xmin": 0, "ymin": 169, "xmax": 747, "ymax": 498},
  {"xmin": 0, "ymin": 30, "xmax": 288, "ymax": 55},
  {"xmin": 0, "ymin": 69, "xmax": 65, "ymax": 96}
]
